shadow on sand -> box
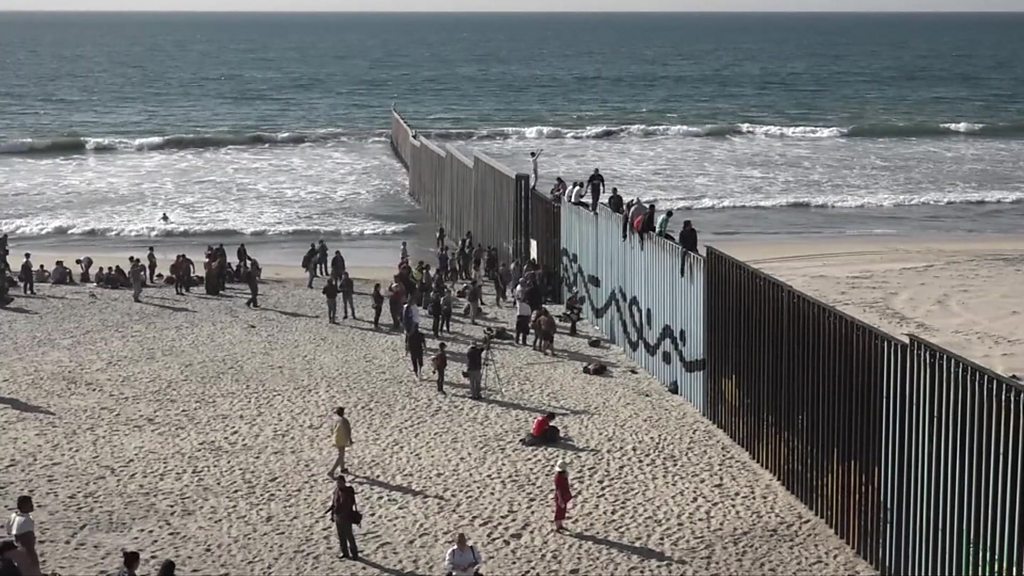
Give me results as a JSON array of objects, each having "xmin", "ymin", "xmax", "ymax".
[{"xmin": 0, "ymin": 396, "xmax": 56, "ymax": 416}]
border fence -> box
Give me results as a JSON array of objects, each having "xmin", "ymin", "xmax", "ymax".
[
  {"xmin": 390, "ymin": 112, "xmax": 1022, "ymax": 576},
  {"xmin": 390, "ymin": 108, "xmax": 562, "ymax": 279}
]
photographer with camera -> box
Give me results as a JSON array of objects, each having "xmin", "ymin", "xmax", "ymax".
[{"xmin": 466, "ymin": 342, "xmax": 484, "ymax": 400}]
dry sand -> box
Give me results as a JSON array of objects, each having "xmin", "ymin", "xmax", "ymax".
[
  {"xmin": 0, "ymin": 257, "xmax": 872, "ymax": 575},
  {"xmin": 717, "ymin": 235, "xmax": 1024, "ymax": 378}
]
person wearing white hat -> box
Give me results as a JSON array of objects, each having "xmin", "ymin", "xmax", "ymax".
[{"xmin": 554, "ymin": 460, "xmax": 573, "ymax": 532}]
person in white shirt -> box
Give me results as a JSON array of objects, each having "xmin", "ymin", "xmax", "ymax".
[
  {"xmin": 529, "ymin": 149, "xmax": 543, "ymax": 190},
  {"xmin": 444, "ymin": 532, "xmax": 483, "ymax": 576},
  {"xmin": 6, "ymin": 495, "xmax": 38, "ymax": 575},
  {"xmin": 569, "ymin": 182, "xmax": 586, "ymax": 206},
  {"xmin": 514, "ymin": 281, "xmax": 532, "ymax": 345}
]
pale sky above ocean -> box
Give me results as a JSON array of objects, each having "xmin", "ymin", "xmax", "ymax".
[{"xmin": 3, "ymin": 0, "xmax": 1023, "ymax": 10}]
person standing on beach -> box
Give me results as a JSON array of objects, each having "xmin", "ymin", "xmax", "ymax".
[
  {"xmin": 323, "ymin": 278, "xmax": 339, "ymax": 323},
  {"xmin": 146, "ymin": 247, "xmax": 157, "ymax": 284},
  {"xmin": 408, "ymin": 326, "xmax": 426, "ymax": 380},
  {"xmin": 339, "ymin": 272, "xmax": 355, "ymax": 320},
  {"xmin": 467, "ymin": 280, "xmax": 482, "ymax": 325},
  {"xmin": 554, "ymin": 461, "xmax": 573, "ymax": 532},
  {"xmin": 429, "ymin": 288, "xmax": 443, "ymax": 337},
  {"xmin": 314, "ymin": 240, "xmax": 327, "ymax": 277},
  {"xmin": 237, "ymin": 243, "xmax": 248, "ymax": 267},
  {"xmin": 496, "ymin": 262, "xmax": 511, "ymax": 306},
  {"xmin": 329, "ymin": 407, "xmax": 352, "ymax": 477},
  {"xmin": 587, "ymin": 169, "xmax": 605, "ymax": 212},
  {"xmin": 244, "ymin": 264, "xmax": 259, "ymax": 308},
  {"xmin": 5, "ymin": 496, "xmax": 38, "ymax": 575},
  {"xmin": 436, "ymin": 226, "xmax": 446, "ymax": 250},
  {"xmin": 400, "ymin": 240, "xmax": 409, "ymax": 264},
  {"xmin": 327, "ymin": 476, "xmax": 359, "ymax": 560},
  {"xmin": 19, "ymin": 254, "xmax": 34, "ymax": 296},
  {"xmin": 181, "ymin": 254, "xmax": 195, "ymax": 293},
  {"xmin": 432, "ymin": 342, "xmax": 447, "ymax": 394},
  {"xmin": 514, "ymin": 281, "xmax": 532, "ymax": 345},
  {"xmin": 388, "ymin": 276, "xmax": 405, "ymax": 330},
  {"xmin": 129, "ymin": 257, "xmax": 145, "ymax": 302},
  {"xmin": 331, "ymin": 250, "xmax": 346, "ymax": 282},
  {"xmin": 530, "ymin": 149, "xmax": 543, "ymax": 191},
  {"xmin": 441, "ymin": 288, "xmax": 454, "ymax": 334},
  {"xmin": 466, "ymin": 342, "xmax": 483, "ymax": 400},
  {"xmin": 371, "ymin": 283, "xmax": 384, "ymax": 329}
]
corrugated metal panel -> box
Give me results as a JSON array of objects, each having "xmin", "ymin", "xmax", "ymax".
[{"xmin": 559, "ymin": 202, "xmax": 706, "ymax": 412}]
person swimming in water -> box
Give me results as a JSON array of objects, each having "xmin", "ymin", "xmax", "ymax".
[{"xmin": 160, "ymin": 213, "xmax": 170, "ymax": 223}]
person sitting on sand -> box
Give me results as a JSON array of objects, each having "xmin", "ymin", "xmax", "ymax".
[
  {"xmin": 444, "ymin": 532, "xmax": 484, "ymax": 576},
  {"xmin": 50, "ymin": 261, "xmax": 72, "ymax": 285},
  {"xmin": 33, "ymin": 264, "xmax": 50, "ymax": 284},
  {"xmin": 111, "ymin": 265, "xmax": 128, "ymax": 288},
  {"xmin": 94, "ymin": 267, "xmax": 106, "ymax": 287},
  {"xmin": 563, "ymin": 290, "xmax": 583, "ymax": 336},
  {"xmin": 117, "ymin": 550, "xmax": 141, "ymax": 576},
  {"xmin": 523, "ymin": 413, "xmax": 560, "ymax": 446}
]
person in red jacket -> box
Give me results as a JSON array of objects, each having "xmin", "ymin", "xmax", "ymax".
[
  {"xmin": 531, "ymin": 413, "xmax": 559, "ymax": 444},
  {"xmin": 554, "ymin": 460, "xmax": 573, "ymax": 532}
]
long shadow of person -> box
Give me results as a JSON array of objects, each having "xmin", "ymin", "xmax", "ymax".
[{"xmin": 567, "ymin": 531, "xmax": 681, "ymax": 564}]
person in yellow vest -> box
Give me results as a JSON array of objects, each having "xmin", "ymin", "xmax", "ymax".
[{"xmin": 329, "ymin": 407, "xmax": 353, "ymax": 478}]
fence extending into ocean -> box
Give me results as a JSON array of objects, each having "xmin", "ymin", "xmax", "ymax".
[{"xmin": 389, "ymin": 111, "xmax": 1023, "ymax": 576}]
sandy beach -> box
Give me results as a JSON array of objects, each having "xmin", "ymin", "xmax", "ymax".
[
  {"xmin": 718, "ymin": 234, "xmax": 1024, "ymax": 378},
  {"xmin": 1, "ymin": 250, "xmax": 873, "ymax": 575}
]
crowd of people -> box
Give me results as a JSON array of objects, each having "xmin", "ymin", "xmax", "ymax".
[
  {"xmin": 544, "ymin": 166, "xmax": 701, "ymax": 272},
  {"xmin": 3, "ymin": 227, "xmax": 586, "ymax": 574}
]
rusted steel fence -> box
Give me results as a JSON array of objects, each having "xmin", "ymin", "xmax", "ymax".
[
  {"xmin": 389, "ymin": 108, "xmax": 532, "ymax": 263},
  {"xmin": 705, "ymin": 246, "xmax": 1024, "ymax": 576},
  {"xmin": 560, "ymin": 202, "xmax": 706, "ymax": 412}
]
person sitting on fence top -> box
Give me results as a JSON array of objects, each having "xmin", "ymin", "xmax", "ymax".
[
  {"xmin": 656, "ymin": 210, "xmax": 675, "ymax": 242},
  {"xmin": 607, "ymin": 187, "xmax": 624, "ymax": 214},
  {"xmin": 570, "ymin": 182, "xmax": 587, "ymax": 207},
  {"xmin": 679, "ymin": 219, "xmax": 698, "ymax": 254},
  {"xmin": 550, "ymin": 177, "xmax": 567, "ymax": 199}
]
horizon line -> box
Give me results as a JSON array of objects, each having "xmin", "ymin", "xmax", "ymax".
[{"xmin": 2, "ymin": 9, "xmax": 1023, "ymax": 13}]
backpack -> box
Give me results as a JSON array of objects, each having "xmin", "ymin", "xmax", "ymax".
[{"xmin": 301, "ymin": 252, "xmax": 312, "ymax": 269}]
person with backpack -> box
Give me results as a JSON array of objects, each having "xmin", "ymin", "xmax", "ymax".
[
  {"xmin": 444, "ymin": 532, "xmax": 484, "ymax": 576},
  {"xmin": 301, "ymin": 243, "xmax": 317, "ymax": 289},
  {"xmin": 326, "ymin": 476, "xmax": 360, "ymax": 560},
  {"xmin": 323, "ymin": 279, "xmax": 339, "ymax": 323}
]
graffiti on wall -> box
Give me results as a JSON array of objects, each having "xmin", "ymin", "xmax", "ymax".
[{"xmin": 560, "ymin": 248, "xmax": 705, "ymax": 373}]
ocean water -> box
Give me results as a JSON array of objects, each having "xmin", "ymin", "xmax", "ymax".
[{"xmin": 2, "ymin": 12, "xmax": 1023, "ymax": 258}]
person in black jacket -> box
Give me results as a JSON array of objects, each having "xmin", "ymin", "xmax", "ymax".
[
  {"xmin": 408, "ymin": 326, "xmax": 426, "ymax": 379},
  {"xmin": 327, "ymin": 476, "xmax": 359, "ymax": 560},
  {"xmin": 679, "ymin": 220, "xmax": 699, "ymax": 277},
  {"xmin": 607, "ymin": 187, "xmax": 624, "ymax": 214},
  {"xmin": 236, "ymin": 244, "xmax": 248, "ymax": 266},
  {"xmin": 323, "ymin": 279, "xmax": 339, "ymax": 323}
]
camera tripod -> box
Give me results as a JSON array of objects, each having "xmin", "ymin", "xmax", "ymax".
[{"xmin": 481, "ymin": 342, "xmax": 504, "ymax": 397}]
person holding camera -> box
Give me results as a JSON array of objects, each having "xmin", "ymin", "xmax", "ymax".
[{"xmin": 466, "ymin": 342, "xmax": 484, "ymax": 400}]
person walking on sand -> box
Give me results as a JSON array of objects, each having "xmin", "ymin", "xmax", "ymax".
[
  {"xmin": 323, "ymin": 278, "xmax": 339, "ymax": 323},
  {"xmin": 371, "ymin": 283, "xmax": 384, "ymax": 329},
  {"xmin": 19, "ymin": 254, "xmax": 34, "ymax": 296},
  {"xmin": 146, "ymin": 247, "xmax": 157, "ymax": 284},
  {"xmin": 6, "ymin": 496, "xmax": 38, "ymax": 576},
  {"xmin": 339, "ymin": 272, "xmax": 355, "ymax": 320},
  {"xmin": 237, "ymin": 243, "xmax": 248, "ymax": 267},
  {"xmin": 467, "ymin": 280, "xmax": 482, "ymax": 325},
  {"xmin": 327, "ymin": 476, "xmax": 360, "ymax": 560},
  {"xmin": 328, "ymin": 407, "xmax": 353, "ymax": 477},
  {"xmin": 302, "ymin": 243, "xmax": 317, "ymax": 289},
  {"xmin": 408, "ymin": 326, "xmax": 426, "ymax": 380},
  {"xmin": 244, "ymin": 262, "xmax": 260, "ymax": 308},
  {"xmin": 554, "ymin": 460, "xmax": 573, "ymax": 532},
  {"xmin": 129, "ymin": 257, "xmax": 145, "ymax": 302},
  {"xmin": 432, "ymin": 342, "xmax": 448, "ymax": 394},
  {"xmin": 444, "ymin": 532, "xmax": 484, "ymax": 576}
]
